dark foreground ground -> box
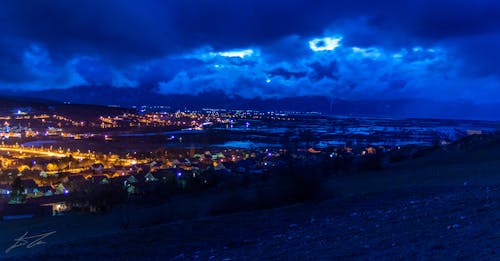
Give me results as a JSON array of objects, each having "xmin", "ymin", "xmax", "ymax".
[
  {"xmin": 1, "ymin": 143, "xmax": 500, "ymax": 260},
  {"xmin": 1, "ymin": 185, "xmax": 498, "ymax": 260}
]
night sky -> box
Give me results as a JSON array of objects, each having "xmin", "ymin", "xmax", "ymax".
[{"xmin": 0, "ymin": 1, "xmax": 499, "ymax": 108}]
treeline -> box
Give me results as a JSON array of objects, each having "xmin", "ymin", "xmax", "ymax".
[{"xmin": 64, "ymin": 152, "xmax": 384, "ymax": 216}]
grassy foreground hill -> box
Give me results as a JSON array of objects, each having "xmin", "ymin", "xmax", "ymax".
[{"xmin": 1, "ymin": 134, "xmax": 500, "ymax": 260}]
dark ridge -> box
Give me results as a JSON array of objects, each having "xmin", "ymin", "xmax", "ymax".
[
  {"xmin": 0, "ymin": 95, "xmax": 133, "ymax": 120},
  {"xmin": 7, "ymin": 85, "xmax": 500, "ymax": 121}
]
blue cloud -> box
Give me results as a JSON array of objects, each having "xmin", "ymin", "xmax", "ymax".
[{"xmin": 0, "ymin": 0, "xmax": 499, "ymax": 105}]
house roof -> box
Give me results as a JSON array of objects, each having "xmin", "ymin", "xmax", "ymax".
[
  {"xmin": 91, "ymin": 175, "xmax": 109, "ymax": 183},
  {"xmin": 37, "ymin": 186, "xmax": 53, "ymax": 193},
  {"xmin": 91, "ymin": 163, "xmax": 104, "ymax": 168},
  {"xmin": 21, "ymin": 179, "xmax": 38, "ymax": 189},
  {"xmin": 67, "ymin": 175, "xmax": 86, "ymax": 182},
  {"xmin": 27, "ymin": 194, "xmax": 69, "ymax": 205},
  {"xmin": 144, "ymin": 172, "xmax": 158, "ymax": 182},
  {"xmin": 127, "ymin": 175, "xmax": 138, "ymax": 183},
  {"xmin": 111, "ymin": 175, "xmax": 129, "ymax": 184}
]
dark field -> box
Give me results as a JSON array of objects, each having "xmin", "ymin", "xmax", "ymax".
[{"xmin": 1, "ymin": 137, "xmax": 500, "ymax": 260}]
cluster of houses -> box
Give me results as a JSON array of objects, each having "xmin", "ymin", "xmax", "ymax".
[
  {"xmin": 0, "ymin": 179, "xmax": 67, "ymax": 198},
  {"xmin": 0, "ymin": 148, "xmax": 291, "ymax": 220},
  {"xmin": 0, "ymin": 142, "xmax": 388, "ymax": 220},
  {"xmin": 0, "ymin": 144, "xmax": 390, "ymax": 221}
]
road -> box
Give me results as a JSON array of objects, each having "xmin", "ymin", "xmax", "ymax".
[{"xmin": 0, "ymin": 146, "xmax": 87, "ymax": 160}]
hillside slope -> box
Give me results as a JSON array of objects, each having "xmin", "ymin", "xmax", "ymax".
[
  {"xmin": 1, "ymin": 136, "xmax": 500, "ymax": 260},
  {"xmin": 2, "ymin": 186, "xmax": 498, "ymax": 260}
]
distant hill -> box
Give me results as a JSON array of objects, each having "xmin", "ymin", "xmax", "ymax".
[
  {"xmin": 0, "ymin": 95, "xmax": 57, "ymax": 115},
  {"xmin": 11, "ymin": 85, "xmax": 500, "ymax": 120},
  {"xmin": 0, "ymin": 95, "xmax": 132, "ymax": 120}
]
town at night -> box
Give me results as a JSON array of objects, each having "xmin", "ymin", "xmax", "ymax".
[{"xmin": 1, "ymin": 1, "xmax": 500, "ymax": 260}]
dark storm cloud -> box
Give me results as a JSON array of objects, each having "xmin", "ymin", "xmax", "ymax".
[
  {"xmin": 454, "ymin": 33, "xmax": 500, "ymax": 77},
  {"xmin": 408, "ymin": 1, "xmax": 500, "ymax": 39},
  {"xmin": 268, "ymin": 67, "xmax": 307, "ymax": 80},
  {"xmin": 0, "ymin": 37, "xmax": 35, "ymax": 83},
  {"xmin": 73, "ymin": 57, "xmax": 114, "ymax": 85},
  {"xmin": 0, "ymin": 1, "xmax": 168, "ymax": 64},
  {"xmin": 0, "ymin": 0, "xmax": 499, "ymax": 102},
  {"xmin": 6, "ymin": 0, "xmax": 498, "ymax": 62},
  {"xmin": 308, "ymin": 61, "xmax": 340, "ymax": 81},
  {"xmin": 127, "ymin": 58, "xmax": 206, "ymax": 88}
]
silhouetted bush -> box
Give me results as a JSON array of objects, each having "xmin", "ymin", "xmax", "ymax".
[
  {"xmin": 68, "ymin": 183, "xmax": 128, "ymax": 212},
  {"xmin": 356, "ymin": 154, "xmax": 384, "ymax": 171},
  {"xmin": 206, "ymin": 162, "xmax": 325, "ymax": 216}
]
